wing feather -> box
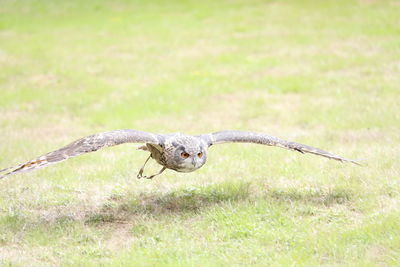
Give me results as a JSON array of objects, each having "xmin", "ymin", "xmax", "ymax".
[
  {"xmin": 0, "ymin": 129, "xmax": 161, "ymax": 179},
  {"xmin": 201, "ymin": 130, "xmax": 359, "ymax": 165}
]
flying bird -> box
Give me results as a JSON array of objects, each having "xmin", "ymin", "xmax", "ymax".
[{"xmin": 0, "ymin": 130, "xmax": 359, "ymax": 180}]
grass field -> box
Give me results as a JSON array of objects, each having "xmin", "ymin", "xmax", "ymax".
[{"xmin": 1, "ymin": 0, "xmax": 400, "ymax": 265}]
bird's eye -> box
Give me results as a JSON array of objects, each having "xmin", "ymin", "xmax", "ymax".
[
  {"xmin": 198, "ymin": 152, "xmax": 203, "ymax": 158},
  {"xmin": 181, "ymin": 152, "xmax": 189, "ymax": 159}
]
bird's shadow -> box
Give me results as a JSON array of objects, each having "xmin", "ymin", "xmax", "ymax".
[
  {"xmin": 83, "ymin": 181, "xmax": 354, "ymax": 226},
  {"xmin": 84, "ymin": 181, "xmax": 253, "ymax": 225},
  {"xmin": 3, "ymin": 180, "xmax": 354, "ymax": 229}
]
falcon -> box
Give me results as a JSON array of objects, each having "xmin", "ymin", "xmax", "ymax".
[{"xmin": 0, "ymin": 130, "xmax": 359, "ymax": 180}]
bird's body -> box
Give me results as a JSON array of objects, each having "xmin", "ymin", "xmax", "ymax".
[
  {"xmin": 0, "ymin": 129, "xmax": 359, "ymax": 180},
  {"xmin": 139, "ymin": 133, "xmax": 207, "ymax": 173}
]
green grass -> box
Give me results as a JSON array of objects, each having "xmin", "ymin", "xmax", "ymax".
[{"xmin": 1, "ymin": 0, "xmax": 400, "ymax": 265}]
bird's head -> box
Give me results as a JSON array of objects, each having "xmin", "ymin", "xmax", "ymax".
[{"xmin": 170, "ymin": 136, "xmax": 208, "ymax": 172}]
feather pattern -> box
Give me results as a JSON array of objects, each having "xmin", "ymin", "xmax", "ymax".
[
  {"xmin": 0, "ymin": 130, "xmax": 160, "ymax": 179},
  {"xmin": 206, "ymin": 130, "xmax": 360, "ymax": 165},
  {"xmin": 0, "ymin": 129, "xmax": 360, "ymax": 180}
]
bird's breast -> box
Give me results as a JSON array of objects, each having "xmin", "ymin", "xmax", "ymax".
[{"xmin": 173, "ymin": 166, "xmax": 198, "ymax": 173}]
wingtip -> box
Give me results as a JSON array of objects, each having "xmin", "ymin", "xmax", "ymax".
[
  {"xmin": 0, "ymin": 172, "xmax": 10, "ymax": 180},
  {"xmin": 0, "ymin": 167, "xmax": 16, "ymax": 179},
  {"xmin": 342, "ymin": 158, "xmax": 366, "ymax": 166},
  {"xmin": 352, "ymin": 158, "xmax": 367, "ymax": 166},
  {"xmin": 0, "ymin": 168, "xmax": 20, "ymax": 180},
  {"xmin": 0, "ymin": 167, "xmax": 12, "ymax": 174}
]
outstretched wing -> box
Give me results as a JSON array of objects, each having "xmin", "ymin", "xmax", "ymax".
[
  {"xmin": 0, "ymin": 129, "xmax": 161, "ymax": 179},
  {"xmin": 200, "ymin": 130, "xmax": 359, "ymax": 165}
]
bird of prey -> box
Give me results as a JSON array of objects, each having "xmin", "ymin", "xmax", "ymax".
[{"xmin": 0, "ymin": 129, "xmax": 359, "ymax": 180}]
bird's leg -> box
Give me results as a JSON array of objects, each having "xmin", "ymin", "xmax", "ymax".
[
  {"xmin": 142, "ymin": 166, "xmax": 167, "ymax": 180},
  {"xmin": 137, "ymin": 156, "xmax": 167, "ymax": 179},
  {"xmin": 137, "ymin": 155, "xmax": 151, "ymax": 179}
]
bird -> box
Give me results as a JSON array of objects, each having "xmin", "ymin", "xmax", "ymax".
[{"xmin": 0, "ymin": 129, "xmax": 359, "ymax": 180}]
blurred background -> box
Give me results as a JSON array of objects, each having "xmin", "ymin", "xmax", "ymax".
[
  {"xmin": 0, "ymin": 0, "xmax": 399, "ymax": 265},
  {"xmin": 1, "ymin": 0, "xmax": 398, "ymax": 134}
]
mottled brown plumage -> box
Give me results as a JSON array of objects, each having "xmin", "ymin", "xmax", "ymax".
[{"xmin": 0, "ymin": 129, "xmax": 359, "ymax": 180}]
